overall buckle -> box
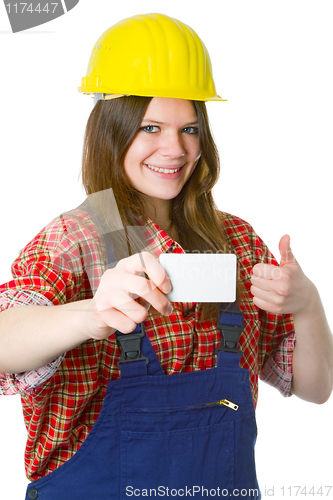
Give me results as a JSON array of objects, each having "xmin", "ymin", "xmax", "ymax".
[
  {"xmin": 117, "ymin": 329, "xmax": 149, "ymax": 367},
  {"xmin": 214, "ymin": 306, "xmax": 244, "ymax": 355}
]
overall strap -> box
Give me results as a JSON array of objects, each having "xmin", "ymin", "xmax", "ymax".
[
  {"xmin": 116, "ymin": 324, "xmax": 165, "ymax": 378},
  {"xmin": 215, "ymin": 304, "xmax": 244, "ymax": 369}
]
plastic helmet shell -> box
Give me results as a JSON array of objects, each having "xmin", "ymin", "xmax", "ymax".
[{"xmin": 78, "ymin": 13, "xmax": 224, "ymax": 101}]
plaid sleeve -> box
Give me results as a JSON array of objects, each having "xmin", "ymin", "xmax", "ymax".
[
  {"xmin": 0, "ymin": 290, "xmax": 64, "ymax": 395},
  {"xmin": 247, "ymin": 227, "xmax": 296, "ymax": 397},
  {"xmin": 259, "ymin": 325, "xmax": 296, "ymax": 397},
  {"xmin": 0, "ymin": 210, "xmax": 105, "ymax": 395}
]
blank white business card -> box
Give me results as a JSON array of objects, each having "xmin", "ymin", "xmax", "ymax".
[{"xmin": 159, "ymin": 253, "xmax": 237, "ymax": 302}]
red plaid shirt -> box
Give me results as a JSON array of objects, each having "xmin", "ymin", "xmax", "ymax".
[{"xmin": 0, "ymin": 208, "xmax": 295, "ymax": 481}]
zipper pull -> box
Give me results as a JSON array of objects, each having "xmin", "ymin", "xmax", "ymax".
[
  {"xmin": 219, "ymin": 399, "xmax": 238, "ymax": 411},
  {"xmin": 204, "ymin": 399, "xmax": 239, "ymax": 410}
]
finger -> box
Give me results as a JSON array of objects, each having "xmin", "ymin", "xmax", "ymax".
[
  {"xmin": 95, "ymin": 288, "xmax": 151, "ymax": 325},
  {"xmin": 136, "ymin": 296, "xmax": 151, "ymax": 311},
  {"xmin": 95, "ymin": 284, "xmax": 146, "ymax": 315},
  {"xmin": 251, "ymin": 274, "xmax": 275, "ymax": 292},
  {"xmin": 251, "ymin": 284, "xmax": 274, "ymax": 302},
  {"xmin": 252, "ymin": 294, "xmax": 282, "ymax": 315},
  {"xmin": 252, "ymin": 263, "xmax": 283, "ymax": 280},
  {"xmin": 114, "ymin": 299, "xmax": 150, "ymax": 324},
  {"xmin": 95, "ymin": 307, "xmax": 139, "ymax": 334},
  {"xmin": 133, "ymin": 282, "xmax": 172, "ymax": 316},
  {"xmin": 96, "ymin": 263, "xmax": 172, "ymax": 316},
  {"xmin": 279, "ymin": 234, "xmax": 296, "ymax": 265},
  {"xmin": 96, "ymin": 275, "xmax": 171, "ymax": 317},
  {"xmin": 123, "ymin": 252, "xmax": 172, "ymax": 293},
  {"xmin": 116, "ymin": 273, "xmax": 172, "ymax": 315}
]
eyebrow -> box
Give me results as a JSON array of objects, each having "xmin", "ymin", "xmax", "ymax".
[{"xmin": 141, "ymin": 119, "xmax": 199, "ymax": 126}]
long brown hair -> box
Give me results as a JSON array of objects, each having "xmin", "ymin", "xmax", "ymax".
[{"xmin": 81, "ymin": 96, "xmax": 242, "ymax": 320}]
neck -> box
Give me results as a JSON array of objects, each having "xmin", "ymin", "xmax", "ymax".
[{"xmin": 144, "ymin": 198, "xmax": 172, "ymax": 233}]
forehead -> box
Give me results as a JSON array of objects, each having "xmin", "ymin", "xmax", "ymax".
[{"xmin": 142, "ymin": 97, "xmax": 198, "ymax": 124}]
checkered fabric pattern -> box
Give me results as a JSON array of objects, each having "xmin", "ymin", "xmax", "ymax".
[{"xmin": 0, "ymin": 208, "xmax": 295, "ymax": 480}]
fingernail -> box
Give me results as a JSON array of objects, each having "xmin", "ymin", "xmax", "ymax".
[
  {"xmin": 162, "ymin": 281, "xmax": 172, "ymax": 293},
  {"xmin": 165, "ymin": 303, "xmax": 173, "ymax": 316}
]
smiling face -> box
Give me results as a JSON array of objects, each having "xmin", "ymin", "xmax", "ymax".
[{"xmin": 123, "ymin": 97, "xmax": 201, "ymax": 220}]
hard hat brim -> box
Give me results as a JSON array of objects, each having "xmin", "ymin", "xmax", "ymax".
[{"xmin": 78, "ymin": 87, "xmax": 227, "ymax": 102}]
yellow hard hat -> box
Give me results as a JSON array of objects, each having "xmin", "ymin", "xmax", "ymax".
[{"xmin": 78, "ymin": 13, "xmax": 225, "ymax": 102}]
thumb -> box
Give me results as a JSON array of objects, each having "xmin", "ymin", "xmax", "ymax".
[{"xmin": 279, "ymin": 234, "xmax": 296, "ymax": 265}]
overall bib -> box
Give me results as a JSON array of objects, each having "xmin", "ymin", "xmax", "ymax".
[{"xmin": 25, "ymin": 308, "xmax": 261, "ymax": 500}]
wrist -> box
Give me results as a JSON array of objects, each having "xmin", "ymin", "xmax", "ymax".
[
  {"xmin": 62, "ymin": 299, "xmax": 98, "ymax": 342},
  {"xmin": 71, "ymin": 298, "xmax": 117, "ymax": 341},
  {"xmin": 292, "ymin": 279, "xmax": 319, "ymax": 321}
]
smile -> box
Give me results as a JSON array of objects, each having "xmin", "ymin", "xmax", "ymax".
[{"xmin": 146, "ymin": 164, "xmax": 182, "ymax": 174}]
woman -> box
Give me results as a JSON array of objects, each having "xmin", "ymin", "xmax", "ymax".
[{"xmin": 0, "ymin": 13, "xmax": 332, "ymax": 500}]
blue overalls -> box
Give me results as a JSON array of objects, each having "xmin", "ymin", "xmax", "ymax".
[{"xmin": 25, "ymin": 307, "xmax": 261, "ymax": 500}]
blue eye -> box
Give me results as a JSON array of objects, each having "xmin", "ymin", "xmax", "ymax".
[
  {"xmin": 140, "ymin": 125, "xmax": 159, "ymax": 133},
  {"xmin": 182, "ymin": 126, "xmax": 199, "ymax": 134}
]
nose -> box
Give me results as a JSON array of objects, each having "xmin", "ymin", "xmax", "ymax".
[{"xmin": 159, "ymin": 131, "xmax": 186, "ymax": 159}]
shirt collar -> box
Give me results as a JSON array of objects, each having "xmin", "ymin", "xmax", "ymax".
[{"xmin": 138, "ymin": 214, "xmax": 186, "ymax": 258}]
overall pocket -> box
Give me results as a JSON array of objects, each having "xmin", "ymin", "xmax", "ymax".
[{"xmin": 121, "ymin": 402, "xmax": 236, "ymax": 497}]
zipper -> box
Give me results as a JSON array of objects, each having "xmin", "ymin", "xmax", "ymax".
[
  {"xmin": 203, "ymin": 399, "xmax": 238, "ymax": 411},
  {"xmin": 184, "ymin": 399, "xmax": 239, "ymax": 411},
  {"xmin": 137, "ymin": 399, "xmax": 239, "ymax": 412}
]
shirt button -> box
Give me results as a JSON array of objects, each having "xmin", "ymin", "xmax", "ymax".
[{"xmin": 28, "ymin": 488, "xmax": 38, "ymax": 499}]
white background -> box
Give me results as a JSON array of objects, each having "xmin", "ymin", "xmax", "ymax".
[{"xmin": 0, "ymin": 0, "xmax": 332, "ymax": 498}]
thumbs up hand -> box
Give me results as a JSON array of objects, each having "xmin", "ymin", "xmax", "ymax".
[
  {"xmin": 251, "ymin": 235, "xmax": 315, "ymax": 315},
  {"xmin": 252, "ymin": 237, "xmax": 333, "ymax": 403}
]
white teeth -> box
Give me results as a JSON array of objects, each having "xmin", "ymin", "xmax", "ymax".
[{"xmin": 147, "ymin": 164, "xmax": 181, "ymax": 174}]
